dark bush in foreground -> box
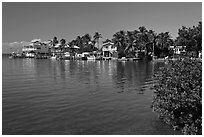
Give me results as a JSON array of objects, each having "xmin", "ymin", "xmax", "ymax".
[{"xmin": 152, "ymin": 58, "xmax": 202, "ymax": 135}]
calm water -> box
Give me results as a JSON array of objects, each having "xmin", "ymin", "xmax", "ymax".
[{"xmin": 2, "ymin": 55, "xmax": 181, "ymax": 135}]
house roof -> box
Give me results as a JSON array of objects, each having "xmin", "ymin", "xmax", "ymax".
[
  {"xmin": 102, "ymin": 42, "xmax": 114, "ymax": 46},
  {"xmin": 73, "ymin": 45, "xmax": 80, "ymax": 49},
  {"xmin": 64, "ymin": 44, "xmax": 70, "ymax": 48},
  {"xmin": 31, "ymin": 39, "xmax": 41, "ymax": 43},
  {"xmin": 54, "ymin": 43, "xmax": 61, "ymax": 48},
  {"xmin": 43, "ymin": 41, "xmax": 51, "ymax": 44}
]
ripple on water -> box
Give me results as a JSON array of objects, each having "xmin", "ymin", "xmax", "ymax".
[{"xmin": 2, "ymin": 57, "xmax": 181, "ymax": 135}]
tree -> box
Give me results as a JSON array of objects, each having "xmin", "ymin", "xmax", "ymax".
[
  {"xmin": 93, "ymin": 32, "xmax": 102, "ymax": 49},
  {"xmin": 52, "ymin": 36, "xmax": 58, "ymax": 47},
  {"xmin": 137, "ymin": 26, "xmax": 149, "ymax": 51},
  {"xmin": 152, "ymin": 58, "xmax": 202, "ymax": 135},
  {"xmin": 68, "ymin": 39, "xmax": 77, "ymax": 48},
  {"xmin": 82, "ymin": 33, "xmax": 91, "ymax": 46},
  {"xmin": 84, "ymin": 33, "xmax": 91, "ymax": 44},
  {"xmin": 125, "ymin": 31, "xmax": 135, "ymax": 57},
  {"xmin": 60, "ymin": 38, "xmax": 66, "ymax": 51},
  {"xmin": 175, "ymin": 22, "xmax": 202, "ymax": 56},
  {"xmin": 76, "ymin": 36, "xmax": 83, "ymax": 52},
  {"xmin": 112, "ymin": 27, "xmax": 157, "ymax": 59},
  {"xmin": 146, "ymin": 30, "xmax": 157, "ymax": 53},
  {"xmin": 155, "ymin": 32, "xmax": 173, "ymax": 58},
  {"xmin": 112, "ymin": 30, "xmax": 126, "ymax": 58}
]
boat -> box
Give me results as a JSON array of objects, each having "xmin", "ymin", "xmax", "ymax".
[
  {"xmin": 50, "ymin": 55, "xmax": 57, "ymax": 60},
  {"xmin": 153, "ymin": 56, "xmax": 169, "ymax": 62},
  {"xmin": 56, "ymin": 55, "xmax": 63, "ymax": 60},
  {"xmin": 81, "ymin": 52, "xmax": 95, "ymax": 60},
  {"xmin": 35, "ymin": 54, "xmax": 48, "ymax": 59},
  {"xmin": 9, "ymin": 52, "xmax": 25, "ymax": 59},
  {"xmin": 118, "ymin": 57, "xmax": 128, "ymax": 61},
  {"xmin": 103, "ymin": 57, "xmax": 112, "ymax": 60},
  {"xmin": 63, "ymin": 52, "xmax": 71, "ymax": 60},
  {"xmin": 9, "ymin": 52, "xmax": 16, "ymax": 59},
  {"xmin": 128, "ymin": 57, "xmax": 141, "ymax": 61},
  {"xmin": 9, "ymin": 55, "xmax": 15, "ymax": 59},
  {"xmin": 87, "ymin": 55, "xmax": 96, "ymax": 60},
  {"xmin": 25, "ymin": 52, "xmax": 35, "ymax": 58}
]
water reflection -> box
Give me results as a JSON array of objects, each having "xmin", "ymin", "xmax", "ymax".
[
  {"xmin": 22, "ymin": 59, "xmax": 35, "ymax": 73},
  {"xmin": 47, "ymin": 60, "xmax": 155, "ymax": 94},
  {"xmin": 3, "ymin": 55, "xmax": 181, "ymax": 135},
  {"xmin": 110, "ymin": 61, "xmax": 154, "ymax": 93}
]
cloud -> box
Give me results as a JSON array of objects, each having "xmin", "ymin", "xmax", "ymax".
[
  {"xmin": 2, "ymin": 42, "xmax": 22, "ymax": 53},
  {"xmin": 9, "ymin": 41, "xmax": 19, "ymax": 45},
  {"xmin": 31, "ymin": 39, "xmax": 41, "ymax": 43},
  {"xmin": 8, "ymin": 41, "xmax": 31, "ymax": 47},
  {"xmin": 2, "ymin": 41, "xmax": 30, "ymax": 53}
]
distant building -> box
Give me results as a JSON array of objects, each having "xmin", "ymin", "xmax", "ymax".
[
  {"xmin": 101, "ymin": 41, "xmax": 117, "ymax": 58},
  {"xmin": 22, "ymin": 44, "xmax": 35, "ymax": 53},
  {"xmin": 50, "ymin": 43, "xmax": 64, "ymax": 55},
  {"xmin": 169, "ymin": 45, "xmax": 186, "ymax": 55},
  {"xmin": 22, "ymin": 39, "xmax": 50, "ymax": 57},
  {"xmin": 198, "ymin": 51, "xmax": 202, "ymax": 58}
]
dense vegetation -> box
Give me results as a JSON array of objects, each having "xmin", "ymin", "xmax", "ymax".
[
  {"xmin": 152, "ymin": 58, "xmax": 202, "ymax": 135},
  {"xmin": 175, "ymin": 22, "xmax": 202, "ymax": 56},
  {"xmin": 50, "ymin": 21, "xmax": 201, "ymax": 59},
  {"xmin": 50, "ymin": 32, "xmax": 102, "ymax": 53}
]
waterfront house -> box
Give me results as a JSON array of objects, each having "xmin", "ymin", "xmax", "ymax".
[
  {"xmin": 32, "ymin": 39, "xmax": 49, "ymax": 54},
  {"xmin": 22, "ymin": 44, "xmax": 36, "ymax": 57},
  {"xmin": 50, "ymin": 43, "xmax": 65, "ymax": 58},
  {"xmin": 198, "ymin": 51, "xmax": 202, "ymax": 58},
  {"xmin": 69, "ymin": 45, "xmax": 81, "ymax": 59},
  {"xmin": 101, "ymin": 41, "xmax": 117, "ymax": 59},
  {"xmin": 81, "ymin": 52, "xmax": 96, "ymax": 60},
  {"xmin": 22, "ymin": 39, "xmax": 50, "ymax": 57},
  {"xmin": 169, "ymin": 45, "xmax": 186, "ymax": 55}
]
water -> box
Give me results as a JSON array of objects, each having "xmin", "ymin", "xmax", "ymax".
[{"xmin": 2, "ymin": 55, "xmax": 181, "ymax": 135}]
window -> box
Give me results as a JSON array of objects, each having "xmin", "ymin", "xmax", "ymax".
[{"xmin": 37, "ymin": 47, "xmax": 41, "ymax": 50}]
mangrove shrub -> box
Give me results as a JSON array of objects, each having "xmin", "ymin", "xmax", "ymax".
[{"xmin": 152, "ymin": 58, "xmax": 202, "ymax": 135}]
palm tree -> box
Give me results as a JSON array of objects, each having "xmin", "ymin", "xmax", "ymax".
[
  {"xmin": 82, "ymin": 33, "xmax": 91, "ymax": 47},
  {"xmin": 52, "ymin": 36, "xmax": 58, "ymax": 47},
  {"xmin": 138, "ymin": 26, "xmax": 148, "ymax": 52},
  {"xmin": 84, "ymin": 33, "xmax": 91, "ymax": 45},
  {"xmin": 79, "ymin": 34, "xmax": 91, "ymax": 52},
  {"xmin": 176, "ymin": 22, "xmax": 202, "ymax": 56},
  {"xmin": 68, "ymin": 39, "xmax": 77, "ymax": 56},
  {"xmin": 125, "ymin": 31, "xmax": 135, "ymax": 57},
  {"xmin": 93, "ymin": 32, "xmax": 102, "ymax": 49},
  {"xmin": 132, "ymin": 30, "xmax": 140, "ymax": 51},
  {"xmin": 112, "ymin": 30, "xmax": 126, "ymax": 58},
  {"xmin": 155, "ymin": 32, "xmax": 173, "ymax": 58},
  {"xmin": 146, "ymin": 29, "xmax": 157, "ymax": 58},
  {"xmin": 76, "ymin": 36, "xmax": 83, "ymax": 52},
  {"xmin": 60, "ymin": 38, "xmax": 66, "ymax": 51}
]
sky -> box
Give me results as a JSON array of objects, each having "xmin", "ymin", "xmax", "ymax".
[{"xmin": 2, "ymin": 2, "xmax": 202, "ymax": 53}]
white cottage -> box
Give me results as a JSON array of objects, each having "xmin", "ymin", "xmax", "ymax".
[
  {"xmin": 169, "ymin": 45, "xmax": 186, "ymax": 55},
  {"xmin": 22, "ymin": 39, "xmax": 50, "ymax": 57},
  {"xmin": 101, "ymin": 41, "xmax": 117, "ymax": 59}
]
